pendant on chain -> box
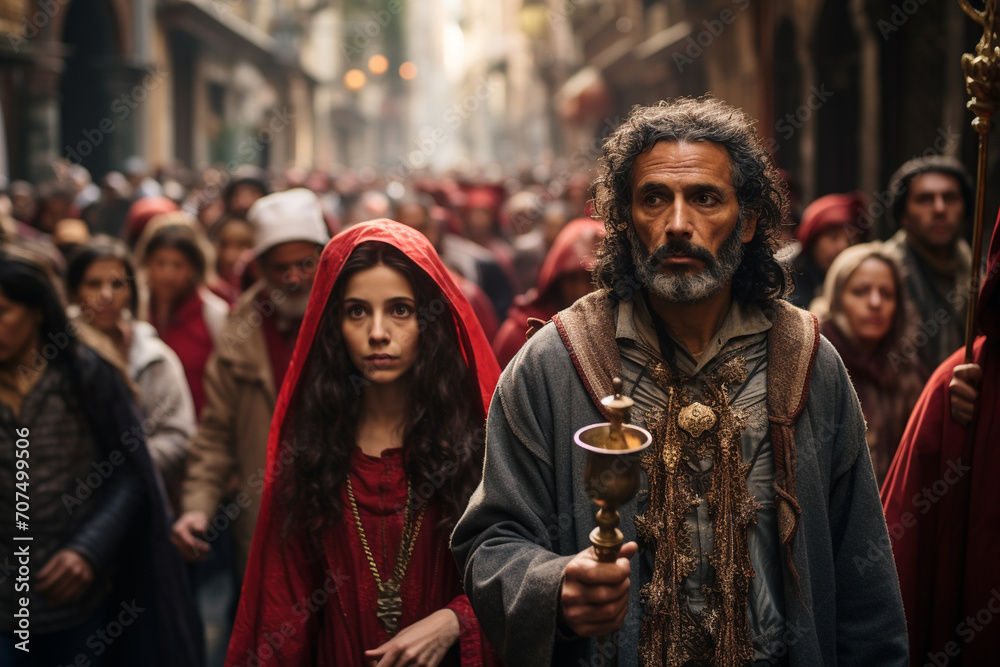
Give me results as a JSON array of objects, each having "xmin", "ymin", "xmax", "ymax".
[{"xmin": 376, "ymin": 580, "xmax": 403, "ymax": 635}]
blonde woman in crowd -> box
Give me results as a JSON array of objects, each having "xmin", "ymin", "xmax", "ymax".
[{"xmin": 811, "ymin": 242, "xmax": 928, "ymax": 484}]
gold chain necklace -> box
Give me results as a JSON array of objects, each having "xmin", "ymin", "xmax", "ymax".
[{"xmin": 345, "ymin": 475, "xmax": 428, "ymax": 636}]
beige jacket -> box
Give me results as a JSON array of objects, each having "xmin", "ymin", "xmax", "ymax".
[{"xmin": 180, "ymin": 282, "xmax": 279, "ymax": 577}]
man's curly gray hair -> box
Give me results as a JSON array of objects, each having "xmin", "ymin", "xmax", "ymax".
[{"xmin": 591, "ymin": 97, "xmax": 790, "ymax": 306}]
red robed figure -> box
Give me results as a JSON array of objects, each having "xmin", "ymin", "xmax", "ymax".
[
  {"xmin": 225, "ymin": 220, "xmax": 502, "ymax": 666},
  {"xmin": 881, "ymin": 209, "xmax": 1000, "ymax": 666}
]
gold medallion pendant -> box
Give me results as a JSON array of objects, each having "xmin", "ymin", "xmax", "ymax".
[
  {"xmin": 677, "ymin": 401, "xmax": 716, "ymax": 438},
  {"xmin": 346, "ymin": 476, "xmax": 427, "ymax": 637},
  {"xmin": 375, "ymin": 580, "xmax": 403, "ymax": 635}
]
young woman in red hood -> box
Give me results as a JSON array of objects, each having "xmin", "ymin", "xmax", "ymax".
[
  {"xmin": 225, "ymin": 220, "xmax": 501, "ymax": 667},
  {"xmin": 492, "ymin": 218, "xmax": 605, "ymax": 367}
]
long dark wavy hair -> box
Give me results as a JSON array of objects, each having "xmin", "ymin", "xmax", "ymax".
[
  {"xmin": 282, "ymin": 241, "xmax": 485, "ymax": 541},
  {"xmin": 592, "ymin": 97, "xmax": 790, "ymax": 306},
  {"xmin": 0, "ymin": 247, "xmax": 84, "ymax": 392}
]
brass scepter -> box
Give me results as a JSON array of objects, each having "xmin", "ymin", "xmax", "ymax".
[
  {"xmin": 958, "ymin": 0, "xmax": 999, "ymax": 361},
  {"xmin": 574, "ymin": 377, "xmax": 652, "ymax": 664}
]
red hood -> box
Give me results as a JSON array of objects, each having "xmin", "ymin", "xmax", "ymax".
[
  {"xmin": 795, "ymin": 192, "xmax": 866, "ymax": 247},
  {"xmin": 124, "ymin": 196, "xmax": 179, "ymax": 245},
  {"xmin": 267, "ymin": 219, "xmax": 500, "ymax": 463},
  {"xmin": 534, "ymin": 217, "xmax": 606, "ymax": 303}
]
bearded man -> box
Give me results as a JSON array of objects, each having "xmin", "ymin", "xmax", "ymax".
[
  {"xmin": 452, "ymin": 99, "xmax": 908, "ymax": 666},
  {"xmin": 171, "ymin": 188, "xmax": 329, "ymax": 578},
  {"xmin": 883, "ymin": 156, "xmax": 974, "ymax": 373}
]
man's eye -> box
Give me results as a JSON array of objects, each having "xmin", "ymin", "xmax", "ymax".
[{"xmin": 695, "ymin": 193, "xmax": 716, "ymax": 205}]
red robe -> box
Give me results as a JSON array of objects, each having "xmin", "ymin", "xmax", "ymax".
[
  {"xmin": 149, "ymin": 288, "xmax": 214, "ymax": 417},
  {"xmin": 226, "ymin": 220, "xmax": 502, "ymax": 667},
  {"xmin": 881, "ymin": 210, "xmax": 1000, "ymax": 665}
]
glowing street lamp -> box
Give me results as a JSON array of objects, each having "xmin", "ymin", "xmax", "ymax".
[
  {"xmin": 368, "ymin": 54, "xmax": 388, "ymax": 75},
  {"xmin": 344, "ymin": 68, "xmax": 366, "ymax": 91},
  {"xmin": 398, "ymin": 61, "xmax": 418, "ymax": 80}
]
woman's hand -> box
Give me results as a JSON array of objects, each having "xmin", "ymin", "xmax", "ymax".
[
  {"xmin": 36, "ymin": 549, "xmax": 94, "ymax": 605},
  {"xmin": 950, "ymin": 363, "xmax": 982, "ymax": 427},
  {"xmin": 364, "ymin": 608, "xmax": 461, "ymax": 667}
]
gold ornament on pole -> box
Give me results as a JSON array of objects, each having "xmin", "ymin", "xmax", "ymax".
[{"xmin": 958, "ymin": 0, "xmax": 1000, "ymax": 361}]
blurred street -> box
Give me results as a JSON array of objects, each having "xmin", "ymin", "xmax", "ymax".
[{"xmin": 0, "ymin": 0, "xmax": 997, "ymax": 223}]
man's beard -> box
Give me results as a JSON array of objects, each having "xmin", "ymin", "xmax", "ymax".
[
  {"xmin": 274, "ymin": 290, "xmax": 311, "ymax": 319},
  {"xmin": 632, "ymin": 219, "xmax": 746, "ymax": 303}
]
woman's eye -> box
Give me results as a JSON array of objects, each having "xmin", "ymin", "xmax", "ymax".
[
  {"xmin": 347, "ymin": 305, "xmax": 366, "ymax": 318},
  {"xmin": 393, "ymin": 304, "xmax": 414, "ymax": 317}
]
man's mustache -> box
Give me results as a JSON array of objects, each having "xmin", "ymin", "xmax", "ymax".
[{"xmin": 645, "ymin": 240, "xmax": 716, "ymax": 270}]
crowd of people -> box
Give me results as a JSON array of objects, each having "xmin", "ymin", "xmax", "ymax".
[{"xmin": 0, "ymin": 96, "xmax": 996, "ymax": 666}]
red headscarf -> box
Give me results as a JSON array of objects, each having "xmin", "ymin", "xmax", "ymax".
[
  {"xmin": 881, "ymin": 208, "xmax": 1000, "ymax": 665},
  {"xmin": 534, "ymin": 218, "xmax": 605, "ymax": 298},
  {"xmin": 228, "ymin": 219, "xmax": 501, "ymax": 665},
  {"xmin": 493, "ymin": 218, "xmax": 605, "ymax": 367},
  {"xmin": 123, "ymin": 196, "xmax": 179, "ymax": 246},
  {"xmin": 795, "ymin": 192, "xmax": 866, "ymax": 248}
]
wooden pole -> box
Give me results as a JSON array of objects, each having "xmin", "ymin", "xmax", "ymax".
[{"xmin": 958, "ymin": 0, "xmax": 999, "ymax": 361}]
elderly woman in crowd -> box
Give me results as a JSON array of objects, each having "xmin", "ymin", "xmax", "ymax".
[{"xmin": 811, "ymin": 242, "xmax": 927, "ymax": 483}]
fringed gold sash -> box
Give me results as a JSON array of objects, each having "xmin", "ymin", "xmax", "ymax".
[{"xmin": 635, "ymin": 355, "xmax": 758, "ymax": 667}]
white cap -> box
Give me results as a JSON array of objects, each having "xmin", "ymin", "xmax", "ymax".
[{"xmin": 248, "ymin": 188, "xmax": 330, "ymax": 257}]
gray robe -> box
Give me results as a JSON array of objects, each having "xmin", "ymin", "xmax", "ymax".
[{"xmin": 452, "ymin": 292, "xmax": 908, "ymax": 666}]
